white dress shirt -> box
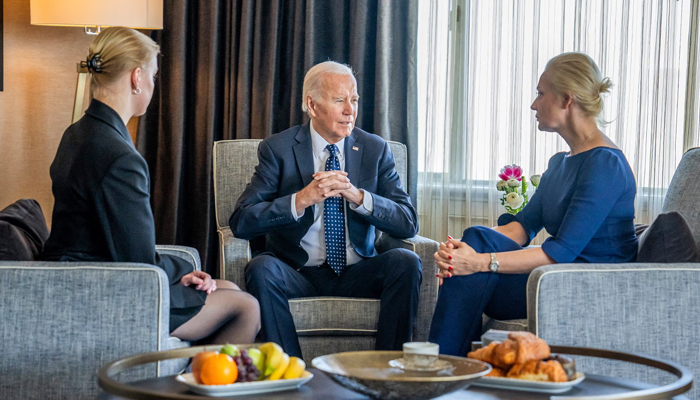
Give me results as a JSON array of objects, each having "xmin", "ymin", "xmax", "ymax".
[{"xmin": 290, "ymin": 122, "xmax": 374, "ymax": 267}]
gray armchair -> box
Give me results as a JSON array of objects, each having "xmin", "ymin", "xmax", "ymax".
[
  {"xmin": 505, "ymin": 148, "xmax": 700, "ymax": 399},
  {"xmin": 213, "ymin": 139, "xmax": 439, "ymax": 362},
  {"xmin": 0, "ymin": 245, "xmax": 198, "ymax": 400}
]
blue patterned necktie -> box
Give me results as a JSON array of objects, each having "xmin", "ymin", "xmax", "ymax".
[{"xmin": 324, "ymin": 144, "xmax": 346, "ymax": 275}]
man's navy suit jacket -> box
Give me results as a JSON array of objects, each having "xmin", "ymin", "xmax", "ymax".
[{"xmin": 229, "ymin": 122, "xmax": 418, "ymax": 268}]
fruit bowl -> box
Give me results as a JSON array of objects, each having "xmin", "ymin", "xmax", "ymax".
[
  {"xmin": 176, "ymin": 371, "xmax": 313, "ymax": 397},
  {"xmin": 312, "ymin": 351, "xmax": 491, "ymax": 400}
]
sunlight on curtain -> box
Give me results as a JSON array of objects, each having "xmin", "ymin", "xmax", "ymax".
[
  {"xmin": 685, "ymin": 1, "xmax": 700, "ymax": 150},
  {"xmin": 417, "ymin": 0, "xmax": 696, "ymax": 243}
]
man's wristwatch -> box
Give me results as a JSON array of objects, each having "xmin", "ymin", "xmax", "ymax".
[{"xmin": 489, "ymin": 252, "xmax": 500, "ymax": 273}]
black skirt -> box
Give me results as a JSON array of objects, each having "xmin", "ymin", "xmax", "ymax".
[{"xmin": 169, "ymin": 283, "xmax": 207, "ymax": 332}]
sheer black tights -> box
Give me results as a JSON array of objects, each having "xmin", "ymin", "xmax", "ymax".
[{"xmin": 171, "ymin": 280, "xmax": 260, "ymax": 344}]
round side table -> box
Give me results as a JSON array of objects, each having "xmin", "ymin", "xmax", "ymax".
[{"xmin": 98, "ymin": 345, "xmax": 693, "ymax": 400}]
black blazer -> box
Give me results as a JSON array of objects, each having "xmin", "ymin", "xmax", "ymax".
[
  {"xmin": 42, "ymin": 100, "xmax": 204, "ymax": 310},
  {"xmin": 229, "ymin": 122, "xmax": 418, "ymax": 268}
]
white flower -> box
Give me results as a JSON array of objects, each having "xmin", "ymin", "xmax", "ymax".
[
  {"xmin": 496, "ymin": 180, "xmax": 507, "ymax": 191},
  {"xmin": 507, "ymin": 179, "xmax": 520, "ymax": 188},
  {"xmin": 505, "ymin": 192, "xmax": 524, "ymax": 209},
  {"xmin": 530, "ymin": 174, "xmax": 541, "ymax": 187}
]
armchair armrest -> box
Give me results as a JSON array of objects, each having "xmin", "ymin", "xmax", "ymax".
[
  {"xmin": 0, "ymin": 261, "xmax": 173, "ymax": 398},
  {"xmin": 155, "ymin": 245, "xmax": 201, "ymax": 271},
  {"xmin": 527, "ymin": 262, "xmax": 700, "ymax": 397},
  {"xmin": 376, "ymin": 234, "xmax": 439, "ymax": 341},
  {"xmin": 218, "ymin": 227, "xmax": 251, "ymax": 289}
]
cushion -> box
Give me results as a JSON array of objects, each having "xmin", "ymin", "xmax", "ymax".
[
  {"xmin": 288, "ymin": 297, "xmax": 379, "ymax": 336},
  {"xmin": 634, "ymin": 223, "xmax": 649, "ymax": 237},
  {"xmin": 0, "ymin": 223, "xmax": 35, "ymax": 260},
  {"xmin": 482, "ymin": 316, "xmax": 528, "ymax": 333},
  {"xmin": 0, "ymin": 199, "xmax": 50, "ymax": 261},
  {"xmin": 637, "ymin": 211, "xmax": 700, "ymax": 263}
]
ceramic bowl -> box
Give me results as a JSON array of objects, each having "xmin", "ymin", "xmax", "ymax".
[{"xmin": 312, "ymin": 351, "xmax": 491, "ymax": 400}]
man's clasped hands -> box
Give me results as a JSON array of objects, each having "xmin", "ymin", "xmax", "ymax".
[{"xmin": 295, "ymin": 170, "xmax": 364, "ymax": 214}]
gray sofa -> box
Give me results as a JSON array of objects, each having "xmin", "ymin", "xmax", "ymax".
[
  {"xmin": 213, "ymin": 139, "xmax": 439, "ymax": 363},
  {"xmin": 0, "ymin": 245, "xmax": 197, "ymax": 400},
  {"xmin": 521, "ymin": 148, "xmax": 700, "ymax": 399}
]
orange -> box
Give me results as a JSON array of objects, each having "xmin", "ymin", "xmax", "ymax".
[
  {"xmin": 191, "ymin": 351, "xmax": 218, "ymax": 384},
  {"xmin": 200, "ymin": 353, "xmax": 238, "ymax": 385}
]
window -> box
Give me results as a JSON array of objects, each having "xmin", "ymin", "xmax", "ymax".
[{"xmin": 417, "ymin": 0, "xmax": 697, "ymax": 241}]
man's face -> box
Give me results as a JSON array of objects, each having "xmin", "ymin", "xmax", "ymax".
[{"xmin": 307, "ymin": 74, "xmax": 359, "ymax": 143}]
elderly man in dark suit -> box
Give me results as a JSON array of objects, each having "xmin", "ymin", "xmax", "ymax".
[{"xmin": 230, "ymin": 61, "xmax": 422, "ymax": 358}]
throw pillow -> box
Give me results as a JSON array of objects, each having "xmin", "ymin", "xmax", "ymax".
[
  {"xmin": 634, "ymin": 223, "xmax": 649, "ymax": 237},
  {"xmin": 637, "ymin": 211, "xmax": 700, "ymax": 263},
  {"xmin": 0, "ymin": 222, "xmax": 35, "ymax": 260},
  {"xmin": 0, "ymin": 199, "xmax": 50, "ymax": 261}
]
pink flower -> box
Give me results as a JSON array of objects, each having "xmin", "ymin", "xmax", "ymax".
[{"xmin": 499, "ymin": 164, "xmax": 523, "ymax": 181}]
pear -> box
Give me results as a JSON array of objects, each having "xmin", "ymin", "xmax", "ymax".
[{"xmin": 247, "ymin": 348, "xmax": 266, "ymax": 379}]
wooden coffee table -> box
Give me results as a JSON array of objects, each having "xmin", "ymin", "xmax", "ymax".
[{"xmin": 98, "ymin": 367, "xmax": 689, "ymax": 399}]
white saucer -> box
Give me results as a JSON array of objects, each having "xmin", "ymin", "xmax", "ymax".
[{"xmin": 388, "ymin": 358, "xmax": 453, "ymax": 372}]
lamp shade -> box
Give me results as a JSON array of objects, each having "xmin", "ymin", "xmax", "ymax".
[{"xmin": 30, "ymin": 0, "xmax": 163, "ymax": 30}]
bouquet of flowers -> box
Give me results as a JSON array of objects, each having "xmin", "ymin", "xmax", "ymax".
[{"xmin": 497, "ymin": 164, "xmax": 541, "ymax": 215}]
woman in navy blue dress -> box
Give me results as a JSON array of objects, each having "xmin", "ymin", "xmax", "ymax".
[{"xmin": 428, "ymin": 53, "xmax": 638, "ymax": 356}]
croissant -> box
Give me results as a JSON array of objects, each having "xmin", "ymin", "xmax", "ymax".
[
  {"xmin": 491, "ymin": 332, "xmax": 551, "ymax": 368},
  {"xmin": 548, "ymin": 354, "xmax": 577, "ymax": 380},
  {"xmin": 467, "ymin": 341, "xmax": 500, "ymax": 365},
  {"xmin": 506, "ymin": 360, "xmax": 568, "ymax": 382}
]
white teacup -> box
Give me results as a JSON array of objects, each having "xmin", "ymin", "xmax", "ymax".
[{"xmin": 403, "ymin": 342, "xmax": 439, "ymax": 368}]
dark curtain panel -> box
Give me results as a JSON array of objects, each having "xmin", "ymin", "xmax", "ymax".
[{"xmin": 138, "ymin": 0, "xmax": 418, "ymax": 275}]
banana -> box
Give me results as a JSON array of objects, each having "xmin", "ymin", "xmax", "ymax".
[
  {"xmin": 258, "ymin": 342, "xmax": 290, "ymax": 380},
  {"xmin": 282, "ymin": 357, "xmax": 306, "ymax": 379}
]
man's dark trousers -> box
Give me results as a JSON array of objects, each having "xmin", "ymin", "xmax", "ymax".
[{"xmin": 245, "ymin": 248, "xmax": 422, "ymax": 358}]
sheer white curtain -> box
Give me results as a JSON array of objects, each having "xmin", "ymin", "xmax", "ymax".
[{"xmin": 417, "ymin": 0, "xmax": 698, "ymax": 243}]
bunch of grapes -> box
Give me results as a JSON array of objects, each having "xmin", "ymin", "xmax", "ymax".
[{"xmin": 233, "ymin": 349, "xmax": 261, "ymax": 382}]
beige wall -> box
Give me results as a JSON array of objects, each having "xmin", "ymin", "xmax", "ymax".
[{"xmin": 1, "ymin": 0, "xmax": 95, "ymax": 226}]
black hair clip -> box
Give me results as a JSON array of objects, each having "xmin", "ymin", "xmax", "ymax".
[{"xmin": 80, "ymin": 53, "xmax": 103, "ymax": 73}]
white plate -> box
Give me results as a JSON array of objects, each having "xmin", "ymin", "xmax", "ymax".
[
  {"xmin": 471, "ymin": 372, "xmax": 585, "ymax": 394},
  {"xmin": 176, "ymin": 372, "xmax": 313, "ymax": 397}
]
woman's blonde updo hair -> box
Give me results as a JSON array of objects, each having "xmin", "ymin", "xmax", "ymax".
[
  {"xmin": 545, "ymin": 52, "xmax": 612, "ymax": 125},
  {"xmin": 86, "ymin": 27, "xmax": 160, "ymax": 90}
]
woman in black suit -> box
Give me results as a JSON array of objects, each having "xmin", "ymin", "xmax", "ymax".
[{"xmin": 42, "ymin": 27, "xmax": 260, "ymax": 344}]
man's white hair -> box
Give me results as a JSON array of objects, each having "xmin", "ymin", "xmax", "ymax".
[{"xmin": 301, "ymin": 61, "xmax": 356, "ymax": 113}]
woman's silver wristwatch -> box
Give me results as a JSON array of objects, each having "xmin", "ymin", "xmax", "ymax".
[{"xmin": 489, "ymin": 252, "xmax": 500, "ymax": 272}]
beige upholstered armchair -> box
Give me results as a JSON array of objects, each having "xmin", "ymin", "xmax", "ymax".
[{"xmin": 213, "ymin": 139, "xmax": 439, "ymax": 362}]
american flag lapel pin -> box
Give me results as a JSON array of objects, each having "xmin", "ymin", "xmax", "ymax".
[{"xmin": 352, "ymin": 146, "xmax": 359, "ymax": 151}]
